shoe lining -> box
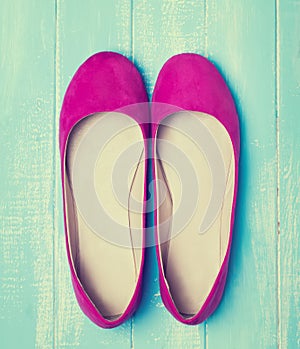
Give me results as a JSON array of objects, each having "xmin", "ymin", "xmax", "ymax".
[
  {"xmin": 64, "ymin": 112, "xmax": 144, "ymax": 319},
  {"xmin": 155, "ymin": 111, "xmax": 235, "ymax": 317}
]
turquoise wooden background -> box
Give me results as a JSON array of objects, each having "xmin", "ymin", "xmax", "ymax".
[{"xmin": 0, "ymin": 0, "xmax": 299, "ymax": 348}]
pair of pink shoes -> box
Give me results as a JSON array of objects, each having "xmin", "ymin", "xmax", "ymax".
[{"xmin": 60, "ymin": 52, "xmax": 240, "ymax": 328}]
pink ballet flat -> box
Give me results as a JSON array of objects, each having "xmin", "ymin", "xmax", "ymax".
[
  {"xmin": 151, "ymin": 53, "xmax": 240, "ymax": 325},
  {"xmin": 60, "ymin": 52, "xmax": 149, "ymax": 328}
]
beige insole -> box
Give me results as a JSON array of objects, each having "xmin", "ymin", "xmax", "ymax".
[
  {"xmin": 65, "ymin": 112, "xmax": 144, "ymax": 319},
  {"xmin": 156, "ymin": 111, "xmax": 235, "ymax": 317}
]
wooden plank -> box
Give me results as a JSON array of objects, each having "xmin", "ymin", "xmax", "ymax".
[
  {"xmin": 0, "ymin": 1, "xmax": 55, "ymax": 348},
  {"xmin": 132, "ymin": 0, "xmax": 207, "ymax": 96},
  {"xmin": 55, "ymin": 1, "xmax": 132, "ymax": 348},
  {"xmin": 205, "ymin": 1, "xmax": 278, "ymax": 348},
  {"xmin": 2, "ymin": 1, "xmax": 298, "ymax": 348},
  {"xmin": 278, "ymin": 1, "xmax": 300, "ymax": 348},
  {"xmin": 132, "ymin": 1, "xmax": 206, "ymax": 348}
]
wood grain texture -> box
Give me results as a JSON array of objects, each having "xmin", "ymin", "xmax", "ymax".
[
  {"xmin": 205, "ymin": 1, "xmax": 278, "ymax": 348},
  {"xmin": 0, "ymin": 1, "xmax": 299, "ymax": 348},
  {"xmin": 278, "ymin": 1, "xmax": 300, "ymax": 348},
  {"xmin": 0, "ymin": 1, "xmax": 55, "ymax": 348}
]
